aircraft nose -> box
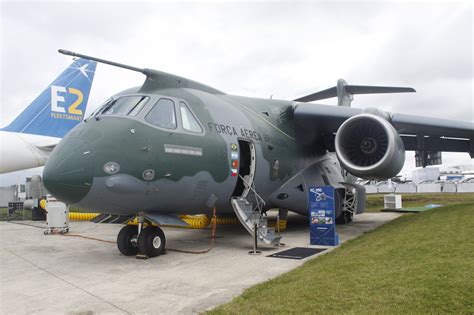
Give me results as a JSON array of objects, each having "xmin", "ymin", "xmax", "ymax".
[{"xmin": 43, "ymin": 136, "xmax": 94, "ymax": 204}]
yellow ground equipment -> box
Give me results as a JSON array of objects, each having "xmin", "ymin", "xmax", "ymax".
[
  {"xmin": 68, "ymin": 212, "xmax": 286, "ymax": 230},
  {"xmin": 69, "ymin": 212, "xmax": 100, "ymax": 221}
]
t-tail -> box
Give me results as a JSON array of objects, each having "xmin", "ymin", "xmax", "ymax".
[{"xmin": 1, "ymin": 58, "xmax": 97, "ymax": 138}]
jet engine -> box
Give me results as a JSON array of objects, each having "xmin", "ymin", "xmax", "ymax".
[{"xmin": 334, "ymin": 113, "xmax": 405, "ymax": 179}]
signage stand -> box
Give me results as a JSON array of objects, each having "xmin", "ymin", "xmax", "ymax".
[{"xmin": 309, "ymin": 186, "xmax": 339, "ymax": 246}]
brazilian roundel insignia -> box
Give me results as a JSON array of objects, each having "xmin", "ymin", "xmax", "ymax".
[{"xmin": 230, "ymin": 143, "xmax": 238, "ymax": 151}]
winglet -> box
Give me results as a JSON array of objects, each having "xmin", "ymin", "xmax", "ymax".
[{"xmin": 294, "ymin": 79, "xmax": 416, "ymax": 107}]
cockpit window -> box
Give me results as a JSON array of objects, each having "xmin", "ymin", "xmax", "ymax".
[
  {"xmin": 145, "ymin": 98, "xmax": 177, "ymax": 129},
  {"xmin": 101, "ymin": 96, "xmax": 149, "ymax": 117},
  {"xmin": 179, "ymin": 102, "xmax": 203, "ymax": 133},
  {"xmin": 87, "ymin": 98, "xmax": 112, "ymax": 119}
]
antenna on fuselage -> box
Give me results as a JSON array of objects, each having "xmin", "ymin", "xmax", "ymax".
[{"xmin": 58, "ymin": 49, "xmax": 224, "ymax": 94}]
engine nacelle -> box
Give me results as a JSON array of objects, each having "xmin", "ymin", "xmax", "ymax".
[{"xmin": 335, "ymin": 113, "xmax": 405, "ymax": 179}]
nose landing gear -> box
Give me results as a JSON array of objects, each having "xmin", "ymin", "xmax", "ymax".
[
  {"xmin": 116, "ymin": 216, "xmax": 166, "ymax": 259},
  {"xmin": 117, "ymin": 225, "xmax": 139, "ymax": 256},
  {"xmin": 137, "ymin": 226, "xmax": 166, "ymax": 258}
]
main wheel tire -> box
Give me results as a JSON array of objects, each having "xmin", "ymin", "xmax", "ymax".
[
  {"xmin": 138, "ymin": 226, "xmax": 166, "ymax": 258},
  {"xmin": 336, "ymin": 211, "xmax": 353, "ymax": 224},
  {"xmin": 117, "ymin": 225, "xmax": 139, "ymax": 256}
]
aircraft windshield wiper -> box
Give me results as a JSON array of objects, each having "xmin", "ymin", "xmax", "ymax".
[
  {"xmin": 126, "ymin": 96, "xmax": 147, "ymax": 116},
  {"xmin": 95, "ymin": 99, "xmax": 115, "ymax": 120}
]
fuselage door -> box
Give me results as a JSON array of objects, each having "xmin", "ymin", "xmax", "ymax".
[{"xmin": 232, "ymin": 139, "xmax": 256, "ymax": 198}]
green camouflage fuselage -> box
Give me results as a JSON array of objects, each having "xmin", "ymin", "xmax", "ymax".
[{"xmin": 44, "ymin": 86, "xmax": 323, "ymax": 216}]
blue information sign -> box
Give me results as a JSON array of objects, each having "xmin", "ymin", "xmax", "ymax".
[{"xmin": 309, "ymin": 186, "xmax": 339, "ymax": 246}]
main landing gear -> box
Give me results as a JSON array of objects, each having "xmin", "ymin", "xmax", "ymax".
[
  {"xmin": 116, "ymin": 216, "xmax": 166, "ymax": 258},
  {"xmin": 336, "ymin": 210, "xmax": 353, "ymax": 224}
]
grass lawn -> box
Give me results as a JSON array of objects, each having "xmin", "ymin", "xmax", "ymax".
[
  {"xmin": 0, "ymin": 207, "xmax": 32, "ymax": 221},
  {"xmin": 210, "ymin": 203, "xmax": 474, "ymax": 314},
  {"xmin": 0, "ymin": 205, "xmax": 93, "ymax": 221},
  {"xmin": 365, "ymin": 193, "xmax": 474, "ymax": 212}
]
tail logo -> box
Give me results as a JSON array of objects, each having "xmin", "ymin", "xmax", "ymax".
[{"xmin": 51, "ymin": 85, "xmax": 84, "ymax": 121}]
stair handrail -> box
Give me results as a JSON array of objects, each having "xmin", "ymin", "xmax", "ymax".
[{"xmin": 238, "ymin": 174, "xmax": 266, "ymax": 211}]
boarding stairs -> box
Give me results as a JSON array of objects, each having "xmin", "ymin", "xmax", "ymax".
[{"xmin": 230, "ymin": 175, "xmax": 281, "ymax": 245}]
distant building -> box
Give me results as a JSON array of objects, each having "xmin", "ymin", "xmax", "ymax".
[
  {"xmin": 454, "ymin": 164, "xmax": 474, "ymax": 174},
  {"xmin": 412, "ymin": 167, "xmax": 440, "ymax": 183},
  {"xmin": 0, "ymin": 175, "xmax": 47, "ymax": 206},
  {"xmin": 0, "ymin": 185, "xmax": 16, "ymax": 207},
  {"xmin": 412, "ymin": 164, "xmax": 474, "ymax": 183}
]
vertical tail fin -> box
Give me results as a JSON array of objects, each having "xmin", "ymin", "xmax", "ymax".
[{"xmin": 1, "ymin": 58, "xmax": 97, "ymax": 138}]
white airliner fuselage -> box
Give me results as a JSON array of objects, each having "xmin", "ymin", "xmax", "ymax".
[{"xmin": 0, "ymin": 131, "xmax": 59, "ymax": 173}]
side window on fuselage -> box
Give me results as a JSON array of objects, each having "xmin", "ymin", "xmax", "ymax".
[
  {"xmin": 179, "ymin": 102, "xmax": 203, "ymax": 133},
  {"xmin": 145, "ymin": 98, "xmax": 177, "ymax": 130}
]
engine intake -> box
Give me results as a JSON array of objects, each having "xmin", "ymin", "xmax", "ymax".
[{"xmin": 335, "ymin": 113, "xmax": 405, "ymax": 179}]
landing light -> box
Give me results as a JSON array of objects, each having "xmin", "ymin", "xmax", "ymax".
[
  {"xmin": 103, "ymin": 162, "xmax": 120, "ymax": 175},
  {"xmin": 143, "ymin": 169, "xmax": 155, "ymax": 181}
]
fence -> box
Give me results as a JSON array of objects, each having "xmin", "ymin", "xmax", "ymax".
[{"xmin": 365, "ymin": 182, "xmax": 474, "ymax": 194}]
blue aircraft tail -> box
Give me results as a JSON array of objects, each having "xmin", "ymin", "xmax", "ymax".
[{"xmin": 1, "ymin": 58, "xmax": 97, "ymax": 138}]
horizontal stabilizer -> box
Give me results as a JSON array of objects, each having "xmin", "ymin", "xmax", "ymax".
[
  {"xmin": 294, "ymin": 79, "xmax": 415, "ymax": 106},
  {"xmin": 344, "ymin": 85, "xmax": 415, "ymax": 95},
  {"xmin": 294, "ymin": 86, "xmax": 338, "ymax": 103}
]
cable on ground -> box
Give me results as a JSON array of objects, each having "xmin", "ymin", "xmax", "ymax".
[
  {"xmin": 166, "ymin": 206, "xmax": 218, "ymax": 254},
  {"xmin": 7, "ymin": 208, "xmax": 220, "ymax": 255}
]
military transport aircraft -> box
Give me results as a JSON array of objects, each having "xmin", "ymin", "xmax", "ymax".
[
  {"xmin": 1, "ymin": 58, "xmax": 97, "ymax": 173},
  {"xmin": 43, "ymin": 50, "xmax": 473, "ymax": 258}
]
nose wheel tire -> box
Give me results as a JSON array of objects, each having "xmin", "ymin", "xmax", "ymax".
[
  {"xmin": 138, "ymin": 226, "xmax": 166, "ymax": 258},
  {"xmin": 117, "ymin": 225, "xmax": 139, "ymax": 256}
]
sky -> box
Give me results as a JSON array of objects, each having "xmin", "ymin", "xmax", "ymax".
[{"xmin": 0, "ymin": 0, "xmax": 473, "ymax": 185}]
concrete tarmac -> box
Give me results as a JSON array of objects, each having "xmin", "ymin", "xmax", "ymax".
[{"xmin": 0, "ymin": 212, "xmax": 401, "ymax": 314}]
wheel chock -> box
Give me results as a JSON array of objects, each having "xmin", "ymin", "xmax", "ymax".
[{"xmin": 136, "ymin": 253, "xmax": 148, "ymax": 260}]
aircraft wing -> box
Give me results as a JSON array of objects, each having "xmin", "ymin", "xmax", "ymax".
[{"xmin": 293, "ymin": 103, "xmax": 474, "ymax": 156}]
